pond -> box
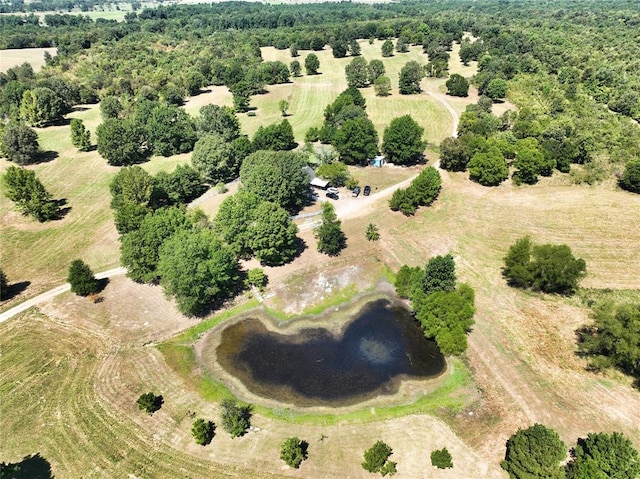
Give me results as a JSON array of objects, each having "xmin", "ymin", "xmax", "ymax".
[{"xmin": 213, "ymin": 298, "xmax": 446, "ymax": 407}]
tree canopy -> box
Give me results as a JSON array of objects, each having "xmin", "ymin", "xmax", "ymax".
[
  {"xmin": 362, "ymin": 441, "xmax": 397, "ymax": 476},
  {"xmin": 501, "ymin": 424, "xmax": 567, "ymax": 479},
  {"xmin": 2, "ymin": 121, "xmax": 39, "ymax": 164},
  {"xmin": 2, "ymin": 165, "xmax": 59, "ymax": 221},
  {"xmin": 96, "ymin": 118, "xmax": 150, "ymax": 166},
  {"xmin": 192, "ymin": 133, "xmax": 251, "ymax": 184},
  {"xmin": 399, "ymin": 61, "xmax": 423, "ymax": 94},
  {"xmin": 157, "ymin": 229, "xmax": 240, "ymax": 316},
  {"xmin": 446, "ymin": 74, "xmax": 469, "ymax": 97},
  {"xmin": 280, "ymin": 437, "xmax": 308, "ymax": 469},
  {"xmin": 503, "ymin": 237, "xmax": 586, "ymax": 294},
  {"xmin": 382, "ymin": 115, "xmax": 426, "ymax": 165},
  {"xmin": 315, "ymin": 201, "xmax": 346, "ymax": 256},
  {"xmin": 67, "ymin": 259, "xmax": 99, "ymax": 297},
  {"xmin": 566, "ymin": 432, "xmax": 640, "ymax": 479},
  {"xmin": 239, "ymin": 150, "xmax": 309, "ymax": 211}
]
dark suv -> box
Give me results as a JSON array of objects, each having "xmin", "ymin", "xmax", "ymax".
[
  {"xmin": 326, "ymin": 191, "xmax": 339, "ymax": 200},
  {"xmin": 352, "ymin": 186, "xmax": 361, "ymax": 197},
  {"xmin": 363, "ymin": 185, "xmax": 371, "ymax": 196}
]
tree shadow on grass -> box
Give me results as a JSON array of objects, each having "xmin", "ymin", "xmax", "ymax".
[
  {"xmin": 53, "ymin": 198, "xmax": 71, "ymax": 220},
  {"xmin": 35, "ymin": 150, "xmax": 59, "ymax": 164},
  {"xmin": 1, "ymin": 281, "xmax": 30, "ymax": 301},
  {"xmin": 96, "ymin": 277, "xmax": 110, "ymax": 294},
  {"xmin": 0, "ymin": 452, "xmax": 54, "ymax": 478}
]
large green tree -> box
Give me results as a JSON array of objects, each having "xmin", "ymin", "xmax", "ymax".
[
  {"xmin": 503, "ymin": 238, "xmax": 586, "ymax": 294},
  {"xmin": 67, "ymin": 259, "xmax": 99, "ymax": 296},
  {"xmin": 96, "ymin": 118, "xmax": 150, "ymax": 166},
  {"xmin": 399, "ymin": 61, "xmax": 424, "ymax": 94},
  {"xmin": 315, "ymin": 201, "xmax": 346, "ymax": 256},
  {"xmin": 368, "ymin": 59, "xmax": 385, "ymax": 82},
  {"xmin": 249, "ymin": 201, "xmax": 299, "ymax": 266},
  {"xmin": 2, "ymin": 121, "xmax": 39, "ymax": 164},
  {"xmin": 239, "ymin": 150, "xmax": 310, "ymax": 211},
  {"xmin": 468, "ymin": 147, "xmax": 509, "ymax": 186},
  {"xmin": 501, "ymin": 424, "xmax": 567, "ymax": 479},
  {"xmin": 144, "ymin": 104, "xmax": 197, "ymax": 156},
  {"xmin": 486, "ymin": 78, "xmax": 508, "ymax": 101},
  {"xmin": 415, "ymin": 284, "xmax": 475, "ymax": 355},
  {"xmin": 213, "ymin": 190, "xmax": 264, "ymax": 258},
  {"xmin": 445, "ymin": 74, "xmax": 469, "ymax": 97},
  {"xmin": 333, "ymin": 117, "xmax": 378, "ymax": 165},
  {"xmin": 2, "ymin": 165, "xmax": 59, "ymax": 221},
  {"xmin": 120, "ymin": 206, "xmax": 192, "ymax": 283},
  {"xmin": 566, "ymin": 432, "xmax": 640, "ymax": 479},
  {"xmin": 20, "ymin": 87, "xmax": 65, "ymax": 127},
  {"xmin": 70, "ymin": 118, "xmax": 91, "ymax": 152},
  {"xmin": 345, "ymin": 56, "xmax": 370, "ymax": 88},
  {"xmin": 381, "ymin": 40, "xmax": 394, "ymax": 57},
  {"xmin": 382, "ymin": 115, "xmax": 426, "ymax": 165},
  {"xmin": 158, "ymin": 229, "xmax": 240, "ymax": 316},
  {"xmin": 196, "ymin": 104, "xmax": 241, "ymax": 141},
  {"xmin": 305, "ymin": 53, "xmax": 320, "ymax": 75},
  {"xmin": 192, "ymin": 133, "xmax": 251, "ymax": 184},
  {"xmin": 154, "ymin": 164, "xmax": 206, "ymax": 205},
  {"xmin": 252, "ymin": 119, "xmax": 295, "ymax": 151}
]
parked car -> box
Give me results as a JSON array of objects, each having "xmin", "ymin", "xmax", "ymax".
[
  {"xmin": 326, "ymin": 191, "xmax": 339, "ymax": 200},
  {"xmin": 327, "ymin": 187, "xmax": 339, "ymax": 195},
  {"xmin": 363, "ymin": 185, "xmax": 371, "ymax": 196},
  {"xmin": 352, "ymin": 186, "xmax": 361, "ymax": 197}
]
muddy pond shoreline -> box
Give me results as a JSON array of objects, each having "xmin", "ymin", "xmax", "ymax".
[{"xmin": 195, "ymin": 288, "xmax": 450, "ymax": 412}]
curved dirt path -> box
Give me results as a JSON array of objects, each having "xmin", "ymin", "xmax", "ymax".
[
  {"xmin": 0, "ymin": 267, "xmax": 127, "ymax": 324},
  {"xmin": 426, "ymin": 90, "xmax": 459, "ymax": 138}
]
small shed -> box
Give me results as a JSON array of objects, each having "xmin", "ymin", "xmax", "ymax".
[
  {"xmin": 310, "ymin": 177, "xmax": 330, "ymax": 189},
  {"xmin": 369, "ymin": 155, "xmax": 385, "ymax": 167}
]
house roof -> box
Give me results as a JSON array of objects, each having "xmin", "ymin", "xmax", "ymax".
[{"xmin": 310, "ymin": 177, "xmax": 330, "ymax": 188}]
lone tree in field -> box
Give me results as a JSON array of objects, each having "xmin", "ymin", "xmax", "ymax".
[
  {"xmin": 220, "ymin": 399, "xmax": 252, "ymax": 438},
  {"xmin": 3, "ymin": 165, "xmax": 60, "ymax": 222},
  {"xmin": 70, "ymin": 118, "xmax": 91, "ymax": 151},
  {"xmin": 501, "ymin": 424, "xmax": 566, "ymax": 479},
  {"xmin": 445, "ymin": 74, "xmax": 469, "ymax": 97},
  {"xmin": 382, "ymin": 115, "xmax": 426, "ymax": 165},
  {"xmin": 305, "ymin": 53, "xmax": 320, "ymax": 75},
  {"xmin": 191, "ymin": 418, "xmax": 216, "ymax": 446},
  {"xmin": 136, "ymin": 392, "xmax": 163, "ymax": 415},
  {"xmin": 2, "ymin": 121, "xmax": 39, "ymax": 164},
  {"xmin": 503, "ymin": 237, "xmax": 586, "ymax": 295},
  {"xmin": 315, "ymin": 202, "xmax": 346, "ymax": 256},
  {"xmin": 430, "ymin": 448, "xmax": 453, "ymax": 469},
  {"xmin": 399, "ymin": 61, "xmax": 424, "ymax": 95},
  {"xmin": 280, "ymin": 436, "xmax": 308, "ymax": 468},
  {"xmin": 362, "ymin": 441, "xmax": 397, "ymax": 476},
  {"xmin": 381, "ymin": 39, "xmax": 394, "ymax": 57},
  {"xmin": 67, "ymin": 259, "xmax": 99, "ymax": 297}
]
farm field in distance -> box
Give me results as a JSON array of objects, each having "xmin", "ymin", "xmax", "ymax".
[{"xmin": 2, "ymin": 1, "xmax": 640, "ymax": 477}]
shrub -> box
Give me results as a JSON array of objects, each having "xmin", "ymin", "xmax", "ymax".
[
  {"xmin": 67, "ymin": 259, "xmax": 99, "ymax": 297},
  {"xmin": 362, "ymin": 441, "xmax": 396, "ymax": 476},
  {"xmin": 137, "ymin": 392, "xmax": 163, "ymax": 415},
  {"xmin": 280, "ymin": 436, "xmax": 308, "ymax": 468},
  {"xmin": 191, "ymin": 418, "xmax": 216, "ymax": 446},
  {"xmin": 430, "ymin": 448, "xmax": 453, "ymax": 469},
  {"xmin": 220, "ymin": 399, "xmax": 251, "ymax": 438},
  {"xmin": 619, "ymin": 159, "xmax": 640, "ymax": 193}
]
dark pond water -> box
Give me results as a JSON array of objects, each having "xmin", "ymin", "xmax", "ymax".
[{"xmin": 215, "ymin": 298, "xmax": 446, "ymax": 406}]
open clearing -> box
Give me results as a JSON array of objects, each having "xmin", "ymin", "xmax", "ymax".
[
  {"xmin": 2, "ymin": 39, "xmax": 639, "ymax": 478},
  {"xmin": 0, "ymin": 47, "xmax": 57, "ymax": 73}
]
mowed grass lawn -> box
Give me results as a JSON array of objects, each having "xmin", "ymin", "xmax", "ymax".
[{"xmin": 186, "ymin": 40, "xmax": 453, "ymax": 146}]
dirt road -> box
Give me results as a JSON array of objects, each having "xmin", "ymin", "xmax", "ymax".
[{"xmin": 0, "ymin": 267, "xmax": 127, "ymax": 324}]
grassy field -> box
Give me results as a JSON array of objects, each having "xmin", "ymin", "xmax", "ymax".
[
  {"xmin": 185, "ymin": 40, "xmax": 454, "ymax": 146},
  {"xmin": 2, "ymin": 34, "xmax": 640, "ymax": 479},
  {"xmin": 0, "ymin": 47, "xmax": 57, "ymax": 73}
]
